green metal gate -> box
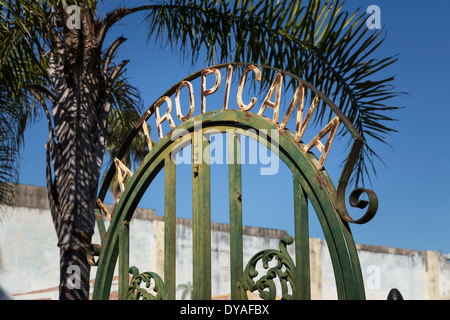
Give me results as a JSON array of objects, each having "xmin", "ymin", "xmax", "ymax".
[{"xmin": 90, "ymin": 63, "xmax": 380, "ymax": 300}]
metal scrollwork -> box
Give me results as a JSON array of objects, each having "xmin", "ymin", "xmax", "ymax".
[
  {"xmin": 87, "ymin": 244, "xmax": 101, "ymax": 266},
  {"xmin": 127, "ymin": 266, "xmax": 165, "ymax": 300},
  {"xmin": 337, "ymin": 185, "xmax": 378, "ymax": 224},
  {"xmin": 243, "ymin": 235, "xmax": 296, "ymax": 300},
  {"xmin": 336, "ymin": 140, "xmax": 379, "ymax": 224}
]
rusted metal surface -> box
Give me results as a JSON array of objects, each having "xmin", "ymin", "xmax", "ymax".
[
  {"xmin": 228, "ymin": 131, "xmax": 245, "ymax": 300},
  {"xmin": 91, "ymin": 63, "xmax": 383, "ymax": 300},
  {"xmin": 164, "ymin": 156, "xmax": 176, "ymax": 299},
  {"xmin": 114, "ymin": 158, "xmax": 133, "ymax": 192},
  {"xmin": 387, "ymin": 288, "xmax": 404, "ymax": 300},
  {"xmin": 243, "ymin": 236, "xmax": 296, "ymax": 300},
  {"xmin": 95, "ymin": 199, "xmax": 111, "ymax": 222}
]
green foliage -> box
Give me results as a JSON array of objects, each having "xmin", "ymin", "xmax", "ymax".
[
  {"xmin": 0, "ymin": 1, "xmax": 48, "ymax": 208},
  {"xmin": 144, "ymin": 0, "xmax": 402, "ymax": 185},
  {"xmin": 0, "ymin": 0, "xmax": 144, "ymax": 207},
  {"xmin": 0, "ymin": 0, "xmax": 402, "ymax": 209},
  {"xmin": 105, "ymin": 65, "xmax": 148, "ymax": 165}
]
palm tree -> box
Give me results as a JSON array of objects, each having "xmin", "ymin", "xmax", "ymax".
[
  {"xmin": 0, "ymin": 72, "xmax": 21, "ymax": 211},
  {"xmin": 0, "ymin": 102, "xmax": 20, "ymax": 211},
  {"xmin": 0, "ymin": 7, "xmax": 38, "ymax": 210},
  {"xmin": 0, "ymin": 0, "xmax": 401, "ymax": 299}
]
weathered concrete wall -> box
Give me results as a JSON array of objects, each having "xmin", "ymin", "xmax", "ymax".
[
  {"xmin": 127, "ymin": 211, "xmax": 287, "ymax": 299},
  {"xmin": 1, "ymin": 184, "xmax": 449, "ymax": 300}
]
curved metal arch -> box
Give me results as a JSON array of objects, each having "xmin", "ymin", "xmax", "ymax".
[
  {"xmin": 95, "ymin": 62, "xmax": 377, "ymax": 227},
  {"xmin": 92, "ymin": 110, "xmax": 366, "ymax": 300}
]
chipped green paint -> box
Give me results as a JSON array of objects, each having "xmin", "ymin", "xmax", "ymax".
[{"xmin": 90, "ymin": 64, "xmax": 378, "ymax": 300}]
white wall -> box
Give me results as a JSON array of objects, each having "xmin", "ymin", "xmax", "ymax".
[
  {"xmin": 0, "ymin": 206, "xmax": 59, "ymax": 299},
  {"xmin": 1, "ymin": 186, "xmax": 449, "ymax": 300}
]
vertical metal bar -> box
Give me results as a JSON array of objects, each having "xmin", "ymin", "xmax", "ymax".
[
  {"xmin": 118, "ymin": 220, "xmax": 130, "ymax": 300},
  {"xmin": 293, "ymin": 172, "xmax": 311, "ymax": 299},
  {"xmin": 164, "ymin": 156, "xmax": 176, "ymax": 299},
  {"xmin": 203, "ymin": 132, "xmax": 211, "ymax": 300},
  {"xmin": 192, "ymin": 131, "xmax": 200, "ymax": 299},
  {"xmin": 192, "ymin": 128, "xmax": 211, "ymax": 299},
  {"xmin": 192, "ymin": 131, "xmax": 199, "ymax": 299},
  {"xmin": 94, "ymin": 208, "xmax": 107, "ymax": 244},
  {"xmin": 228, "ymin": 131, "xmax": 245, "ymax": 300}
]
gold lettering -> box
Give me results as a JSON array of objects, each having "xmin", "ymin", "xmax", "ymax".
[
  {"xmin": 295, "ymin": 95, "xmax": 320, "ymax": 142},
  {"xmin": 223, "ymin": 65, "xmax": 233, "ymax": 110},
  {"xmin": 96, "ymin": 199, "xmax": 112, "ymax": 221},
  {"xmin": 303, "ymin": 115, "xmax": 340, "ymax": 169},
  {"xmin": 141, "ymin": 121, "xmax": 153, "ymax": 152},
  {"xmin": 114, "ymin": 158, "xmax": 134, "ymax": 192},
  {"xmin": 154, "ymin": 96, "xmax": 176, "ymax": 140},
  {"xmin": 280, "ymin": 83, "xmax": 304, "ymax": 129},
  {"xmin": 258, "ymin": 72, "xmax": 283, "ymax": 123},
  {"xmin": 147, "ymin": 64, "xmax": 342, "ymax": 171},
  {"xmin": 237, "ymin": 65, "xmax": 261, "ymax": 111},
  {"xmin": 201, "ymin": 68, "xmax": 221, "ymax": 114},
  {"xmin": 175, "ymin": 80, "xmax": 195, "ymax": 121}
]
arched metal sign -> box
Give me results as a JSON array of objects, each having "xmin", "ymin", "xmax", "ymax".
[{"xmin": 90, "ymin": 63, "xmax": 379, "ymax": 300}]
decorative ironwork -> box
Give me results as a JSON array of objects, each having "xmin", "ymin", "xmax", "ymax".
[
  {"xmin": 387, "ymin": 288, "xmax": 403, "ymax": 300},
  {"xmin": 91, "ymin": 63, "xmax": 387, "ymax": 300},
  {"xmin": 127, "ymin": 266, "xmax": 165, "ymax": 300},
  {"xmin": 87, "ymin": 244, "xmax": 101, "ymax": 266},
  {"xmin": 243, "ymin": 235, "xmax": 296, "ymax": 300}
]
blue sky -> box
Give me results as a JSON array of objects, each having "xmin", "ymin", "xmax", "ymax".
[{"xmin": 17, "ymin": 1, "xmax": 450, "ymax": 254}]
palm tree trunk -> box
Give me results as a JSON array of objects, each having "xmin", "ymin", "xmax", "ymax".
[
  {"xmin": 58, "ymin": 230, "xmax": 93, "ymax": 300},
  {"xmin": 26, "ymin": 2, "xmax": 153, "ymax": 300},
  {"xmin": 47, "ymin": 152, "xmax": 97, "ymax": 300},
  {"xmin": 45, "ymin": 75, "xmax": 110, "ymax": 299},
  {"xmin": 40, "ymin": 4, "xmax": 118, "ymax": 298},
  {"xmin": 46, "ymin": 96, "xmax": 104, "ymax": 299},
  {"xmin": 46, "ymin": 97, "xmax": 106, "ymax": 299}
]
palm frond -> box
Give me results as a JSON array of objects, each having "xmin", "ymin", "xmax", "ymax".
[
  {"xmin": 0, "ymin": 1, "xmax": 51, "ymax": 209},
  {"xmin": 104, "ymin": 65, "xmax": 148, "ymax": 166},
  {"xmin": 103, "ymin": 68, "xmax": 150, "ymax": 202},
  {"xmin": 143, "ymin": 0, "xmax": 403, "ymax": 186}
]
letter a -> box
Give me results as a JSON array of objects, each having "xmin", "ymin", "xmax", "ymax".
[
  {"xmin": 303, "ymin": 115, "xmax": 340, "ymax": 169},
  {"xmin": 258, "ymin": 72, "xmax": 283, "ymax": 124},
  {"xmin": 366, "ymin": 5, "xmax": 381, "ymax": 30},
  {"xmin": 66, "ymin": 5, "xmax": 80, "ymax": 30}
]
